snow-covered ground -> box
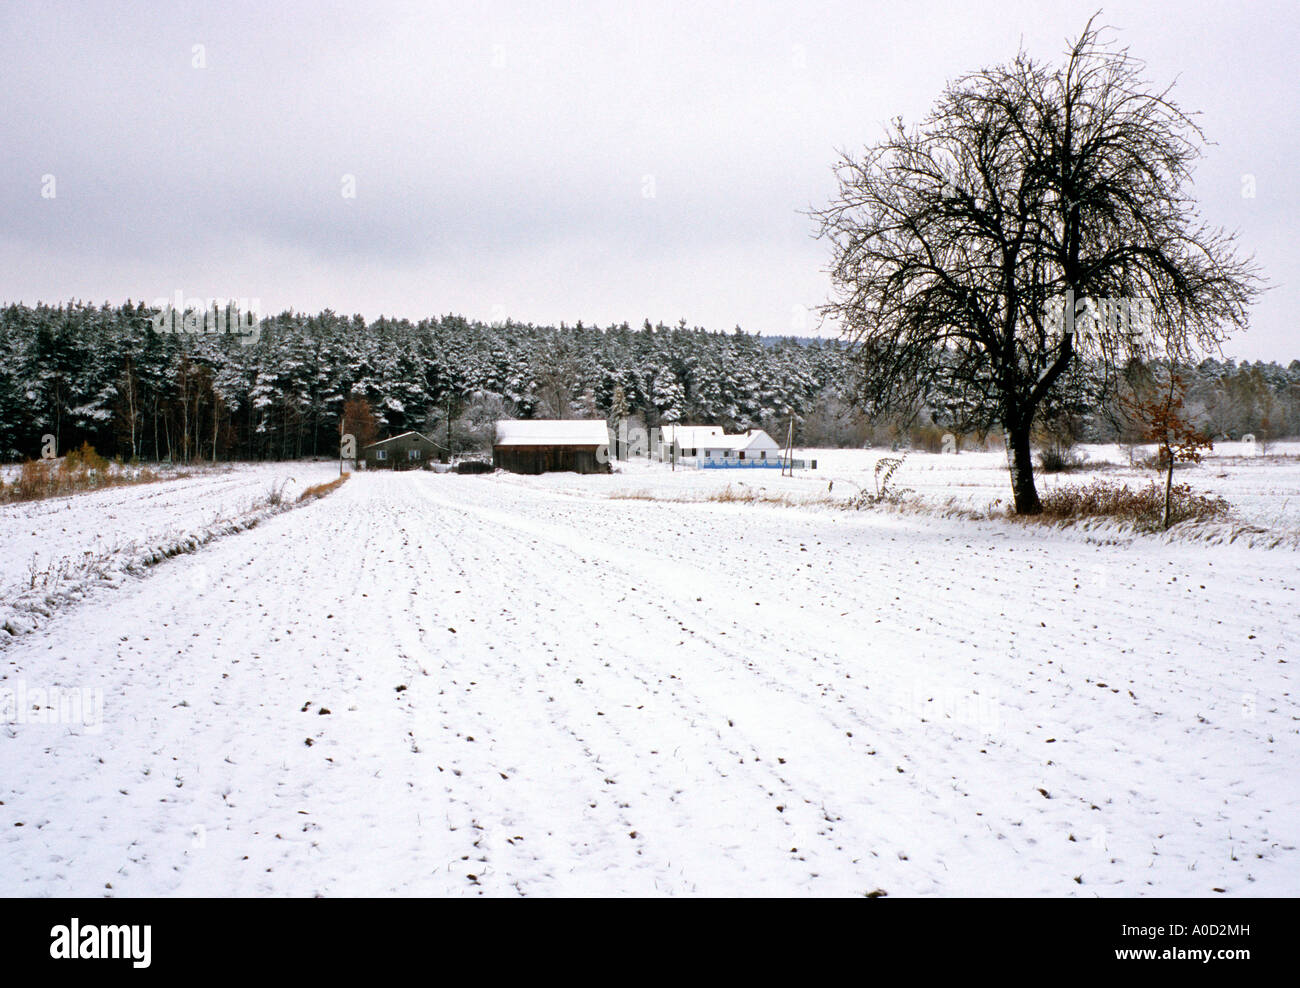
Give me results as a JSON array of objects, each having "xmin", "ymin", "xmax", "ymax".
[
  {"xmin": 803, "ymin": 441, "xmax": 1300, "ymax": 530},
  {"xmin": 501, "ymin": 441, "xmax": 1300, "ymax": 531},
  {"xmin": 2, "ymin": 461, "xmax": 1296, "ymax": 896},
  {"xmin": 0, "ymin": 462, "xmax": 341, "ymax": 638}
]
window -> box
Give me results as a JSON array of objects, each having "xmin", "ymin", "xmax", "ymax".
[
  {"xmin": 760, "ymin": 451, "xmax": 767, "ymax": 459},
  {"xmin": 408, "ymin": 448, "xmax": 421, "ymax": 460},
  {"xmin": 375, "ymin": 449, "xmax": 387, "ymax": 460}
]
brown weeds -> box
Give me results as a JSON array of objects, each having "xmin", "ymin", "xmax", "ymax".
[
  {"xmin": 298, "ymin": 474, "xmax": 350, "ymax": 502},
  {"xmin": 1, "ymin": 443, "xmax": 169, "ymax": 504},
  {"xmin": 1035, "ymin": 479, "xmax": 1230, "ymax": 530}
]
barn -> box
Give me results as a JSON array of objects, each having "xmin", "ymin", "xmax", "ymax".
[
  {"xmin": 361, "ymin": 431, "xmax": 445, "ymax": 470},
  {"xmin": 493, "ymin": 419, "xmax": 612, "ymax": 474}
]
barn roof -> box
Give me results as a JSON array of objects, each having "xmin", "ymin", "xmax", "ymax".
[
  {"xmin": 494, "ymin": 419, "xmax": 610, "ymax": 446},
  {"xmin": 362, "ymin": 431, "xmax": 446, "ymax": 450}
]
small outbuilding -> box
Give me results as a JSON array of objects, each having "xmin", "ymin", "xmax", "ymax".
[
  {"xmin": 493, "ymin": 419, "xmax": 612, "ymax": 474},
  {"xmin": 361, "ymin": 431, "xmax": 445, "ymax": 470}
]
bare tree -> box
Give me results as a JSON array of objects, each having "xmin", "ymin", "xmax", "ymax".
[
  {"xmin": 456, "ymin": 392, "xmax": 516, "ymax": 456},
  {"xmin": 812, "ymin": 17, "xmax": 1261, "ymax": 512},
  {"xmin": 341, "ymin": 395, "xmax": 379, "ymax": 450}
]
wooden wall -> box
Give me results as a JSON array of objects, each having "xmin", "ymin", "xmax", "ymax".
[
  {"xmin": 492, "ymin": 445, "xmax": 610, "ymax": 474},
  {"xmin": 362, "ymin": 434, "xmax": 443, "ymax": 469}
]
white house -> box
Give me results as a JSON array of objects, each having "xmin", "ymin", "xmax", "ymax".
[
  {"xmin": 710, "ymin": 428, "xmax": 783, "ymax": 462},
  {"xmin": 659, "ymin": 424, "xmax": 725, "ymax": 457},
  {"xmin": 659, "ymin": 425, "xmax": 784, "ymax": 463}
]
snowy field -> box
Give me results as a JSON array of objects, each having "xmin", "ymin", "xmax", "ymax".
[
  {"xmin": 806, "ymin": 441, "xmax": 1300, "ymax": 531},
  {"xmin": 1, "ymin": 453, "xmax": 1297, "ymax": 897},
  {"xmin": 518, "ymin": 441, "xmax": 1300, "ymax": 533},
  {"xmin": 0, "ymin": 462, "xmax": 341, "ymax": 638}
]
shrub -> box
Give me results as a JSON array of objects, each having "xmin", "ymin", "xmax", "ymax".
[
  {"xmin": 1037, "ymin": 479, "xmax": 1230, "ymax": 530},
  {"xmin": 850, "ymin": 453, "xmax": 914, "ymax": 508},
  {"xmin": 61, "ymin": 441, "xmax": 109, "ymax": 478},
  {"xmin": 0, "ymin": 446, "xmax": 179, "ymax": 504},
  {"xmin": 1037, "ymin": 446, "xmax": 1087, "ymax": 473},
  {"xmin": 908, "ymin": 424, "xmax": 947, "ymax": 453},
  {"xmin": 13, "ymin": 459, "xmax": 57, "ymax": 500},
  {"xmin": 1135, "ymin": 448, "xmax": 1204, "ymax": 472}
]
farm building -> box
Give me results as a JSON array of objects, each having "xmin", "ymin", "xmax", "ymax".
[
  {"xmin": 493, "ymin": 419, "xmax": 612, "ymax": 474},
  {"xmin": 719, "ymin": 428, "xmax": 783, "ymax": 461},
  {"xmin": 361, "ymin": 431, "xmax": 446, "ymax": 469},
  {"xmin": 659, "ymin": 424, "xmax": 725, "ymax": 458},
  {"xmin": 661, "ymin": 425, "xmax": 783, "ymax": 463}
]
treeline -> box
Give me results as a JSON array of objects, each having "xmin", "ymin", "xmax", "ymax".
[
  {"xmin": 0, "ymin": 302, "xmax": 852, "ymax": 462},
  {"xmin": 916, "ymin": 352, "xmax": 1300, "ymax": 452},
  {"xmin": 0, "ymin": 300, "xmax": 1296, "ymax": 462}
]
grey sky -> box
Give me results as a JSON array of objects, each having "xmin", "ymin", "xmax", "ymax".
[{"xmin": 2, "ymin": 0, "xmax": 1295, "ymax": 359}]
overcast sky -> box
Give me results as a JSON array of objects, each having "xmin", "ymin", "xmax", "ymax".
[{"xmin": 2, "ymin": 0, "xmax": 1295, "ymax": 359}]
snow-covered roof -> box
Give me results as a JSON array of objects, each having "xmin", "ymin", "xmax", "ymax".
[
  {"xmin": 363, "ymin": 431, "xmax": 445, "ymax": 449},
  {"xmin": 494, "ymin": 419, "xmax": 610, "ymax": 446},
  {"xmin": 735, "ymin": 429, "xmax": 782, "ymax": 452},
  {"xmin": 661, "ymin": 424, "xmax": 725, "ymax": 448},
  {"xmin": 696, "ymin": 429, "xmax": 782, "ymax": 452}
]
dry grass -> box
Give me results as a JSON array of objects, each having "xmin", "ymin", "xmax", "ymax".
[
  {"xmin": 298, "ymin": 474, "xmax": 349, "ymax": 502},
  {"xmin": 0, "ymin": 444, "xmax": 169, "ymax": 504},
  {"xmin": 608, "ymin": 489, "xmax": 658, "ymax": 501},
  {"xmin": 1034, "ymin": 479, "xmax": 1231, "ymax": 530},
  {"xmin": 706, "ymin": 484, "xmax": 837, "ymax": 508}
]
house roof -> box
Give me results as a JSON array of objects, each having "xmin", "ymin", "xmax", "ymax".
[
  {"xmin": 494, "ymin": 419, "xmax": 610, "ymax": 447},
  {"xmin": 362, "ymin": 431, "xmax": 445, "ymax": 450},
  {"xmin": 734, "ymin": 429, "xmax": 782, "ymax": 451},
  {"xmin": 698, "ymin": 429, "xmax": 782, "ymax": 452},
  {"xmin": 661, "ymin": 424, "xmax": 725, "ymax": 448}
]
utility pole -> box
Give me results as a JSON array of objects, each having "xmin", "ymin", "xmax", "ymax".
[{"xmin": 783, "ymin": 407, "xmax": 795, "ymax": 477}]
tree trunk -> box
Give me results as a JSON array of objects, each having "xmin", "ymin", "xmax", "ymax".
[
  {"xmin": 1163, "ymin": 449, "xmax": 1174, "ymax": 529},
  {"xmin": 1004, "ymin": 421, "xmax": 1042, "ymax": 514}
]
